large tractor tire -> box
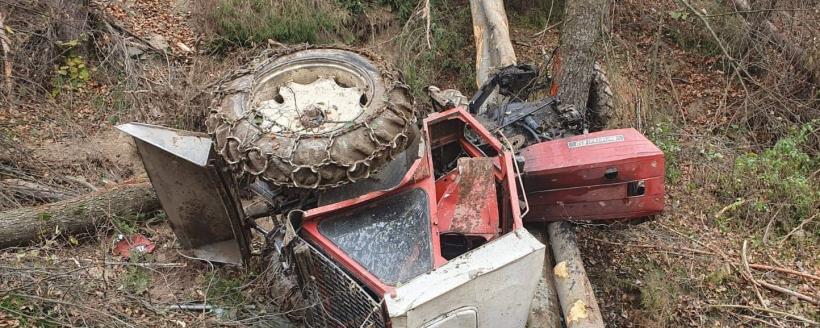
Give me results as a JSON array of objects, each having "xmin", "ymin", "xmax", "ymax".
[
  {"xmin": 206, "ymin": 46, "xmax": 417, "ymax": 189},
  {"xmin": 586, "ymin": 62, "xmax": 614, "ymax": 131}
]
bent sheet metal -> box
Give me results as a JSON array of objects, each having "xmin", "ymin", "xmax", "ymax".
[{"xmin": 118, "ymin": 123, "xmax": 250, "ymax": 265}]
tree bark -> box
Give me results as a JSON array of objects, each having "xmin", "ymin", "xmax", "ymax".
[
  {"xmin": 0, "ymin": 179, "xmax": 75, "ymax": 202},
  {"xmin": 548, "ymin": 222, "xmax": 604, "ymax": 328},
  {"xmin": 0, "ymin": 181, "xmax": 159, "ymax": 248},
  {"xmin": 0, "ymin": 11, "xmax": 11, "ymax": 97},
  {"xmin": 470, "ymin": 0, "xmax": 517, "ymax": 113},
  {"xmin": 545, "ymin": 2, "xmax": 610, "ymax": 326},
  {"xmin": 549, "ymin": 0, "xmax": 609, "ymax": 114},
  {"xmin": 527, "ymin": 226, "xmax": 562, "ymax": 328},
  {"xmin": 470, "ymin": 0, "xmax": 517, "ymax": 86},
  {"xmin": 56, "ymin": 0, "xmax": 91, "ymax": 56}
]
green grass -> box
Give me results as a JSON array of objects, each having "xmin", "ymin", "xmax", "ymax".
[
  {"xmin": 206, "ymin": 273, "xmax": 245, "ymax": 307},
  {"xmin": 199, "ymin": 0, "xmax": 355, "ymax": 52},
  {"xmin": 123, "ymin": 266, "xmax": 151, "ymax": 294},
  {"xmin": 396, "ymin": 0, "xmax": 475, "ymax": 100},
  {"xmin": 639, "ymin": 269, "xmax": 680, "ymax": 325}
]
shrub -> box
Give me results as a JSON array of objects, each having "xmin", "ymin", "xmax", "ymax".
[
  {"xmin": 648, "ymin": 122, "xmax": 682, "ymax": 183},
  {"xmin": 195, "ymin": 0, "xmax": 354, "ymax": 51},
  {"xmin": 396, "ymin": 0, "xmax": 475, "ymax": 100},
  {"xmin": 729, "ymin": 120, "xmax": 819, "ymax": 228}
]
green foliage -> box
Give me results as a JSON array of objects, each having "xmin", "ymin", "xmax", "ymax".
[
  {"xmin": 379, "ymin": 0, "xmax": 417, "ymax": 21},
  {"xmin": 36, "ymin": 212, "xmax": 52, "ymax": 221},
  {"xmin": 339, "ymin": 0, "xmax": 365, "ymax": 14},
  {"xmin": 648, "ymin": 122, "xmax": 682, "ymax": 183},
  {"xmin": 206, "ymin": 273, "xmax": 244, "ymax": 307},
  {"xmin": 123, "ymin": 265, "xmax": 151, "ymax": 294},
  {"xmin": 0, "ymin": 295, "xmax": 59, "ymax": 327},
  {"xmin": 667, "ymin": 9, "xmax": 689, "ymax": 21},
  {"xmin": 51, "ymin": 54, "xmax": 93, "ymax": 96},
  {"xmin": 201, "ymin": 0, "xmax": 354, "ymax": 51},
  {"xmin": 111, "ymin": 212, "xmax": 152, "ymax": 235},
  {"xmin": 397, "ymin": 0, "xmax": 475, "ymax": 100},
  {"xmin": 730, "ymin": 121, "xmax": 819, "ymax": 225}
]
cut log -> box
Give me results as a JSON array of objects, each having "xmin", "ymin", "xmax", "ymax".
[
  {"xmin": 527, "ymin": 225, "xmax": 562, "ymax": 328},
  {"xmin": 548, "ymin": 221, "xmax": 604, "ymax": 328},
  {"xmin": 0, "ymin": 180, "xmax": 159, "ymax": 248}
]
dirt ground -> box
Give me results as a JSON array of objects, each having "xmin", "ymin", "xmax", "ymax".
[{"xmin": 0, "ymin": 0, "xmax": 817, "ymax": 327}]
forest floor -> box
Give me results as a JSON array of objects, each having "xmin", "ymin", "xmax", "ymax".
[{"xmin": 0, "ymin": 0, "xmax": 817, "ymax": 327}]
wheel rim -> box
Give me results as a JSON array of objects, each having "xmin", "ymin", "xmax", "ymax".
[{"xmin": 250, "ymin": 57, "xmax": 375, "ymax": 136}]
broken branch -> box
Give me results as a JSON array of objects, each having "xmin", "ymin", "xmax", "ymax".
[
  {"xmin": 749, "ymin": 263, "xmax": 820, "ymax": 282},
  {"xmin": 756, "ymin": 279, "xmax": 819, "ymax": 305}
]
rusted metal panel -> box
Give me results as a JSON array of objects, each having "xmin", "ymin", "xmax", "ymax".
[
  {"xmin": 436, "ymin": 157, "xmax": 499, "ymax": 240},
  {"xmin": 118, "ymin": 123, "xmax": 250, "ymax": 265}
]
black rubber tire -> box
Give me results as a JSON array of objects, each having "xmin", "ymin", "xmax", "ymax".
[
  {"xmin": 206, "ymin": 46, "xmax": 417, "ymax": 189},
  {"xmin": 586, "ymin": 62, "xmax": 614, "ymax": 131}
]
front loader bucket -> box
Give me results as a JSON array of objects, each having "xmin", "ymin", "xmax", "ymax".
[{"xmin": 117, "ymin": 123, "xmax": 250, "ymax": 266}]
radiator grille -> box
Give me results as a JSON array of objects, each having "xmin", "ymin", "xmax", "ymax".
[{"xmin": 291, "ymin": 239, "xmax": 385, "ymax": 328}]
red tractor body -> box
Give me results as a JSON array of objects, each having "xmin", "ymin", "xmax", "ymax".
[{"xmin": 521, "ymin": 128, "xmax": 665, "ymax": 221}]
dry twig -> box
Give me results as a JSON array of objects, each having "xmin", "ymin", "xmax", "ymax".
[
  {"xmin": 0, "ymin": 11, "xmax": 12, "ymax": 97},
  {"xmin": 756, "ymin": 280, "xmax": 819, "ymax": 305},
  {"xmin": 749, "ymin": 263, "xmax": 820, "ymax": 282},
  {"xmin": 708, "ymin": 304, "xmax": 818, "ymax": 326},
  {"xmin": 741, "ymin": 240, "xmax": 781, "ymax": 327},
  {"xmin": 778, "ymin": 213, "xmax": 816, "ymax": 246}
]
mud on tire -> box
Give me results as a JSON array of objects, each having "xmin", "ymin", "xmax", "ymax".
[
  {"xmin": 206, "ymin": 46, "xmax": 417, "ymax": 189},
  {"xmin": 586, "ymin": 62, "xmax": 614, "ymax": 131}
]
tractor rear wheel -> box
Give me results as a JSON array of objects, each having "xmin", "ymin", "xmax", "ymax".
[
  {"xmin": 206, "ymin": 46, "xmax": 417, "ymax": 189},
  {"xmin": 586, "ymin": 62, "xmax": 614, "ymax": 131}
]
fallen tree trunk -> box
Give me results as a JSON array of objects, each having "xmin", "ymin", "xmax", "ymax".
[
  {"xmin": 470, "ymin": 0, "xmax": 517, "ymax": 113},
  {"xmin": 527, "ymin": 226, "xmax": 562, "ymax": 328},
  {"xmin": 548, "ymin": 222, "xmax": 604, "ymax": 328},
  {"xmin": 0, "ymin": 179, "xmax": 75, "ymax": 202},
  {"xmin": 470, "ymin": 0, "xmax": 517, "ymax": 85},
  {"xmin": 0, "ymin": 180, "xmax": 159, "ymax": 248}
]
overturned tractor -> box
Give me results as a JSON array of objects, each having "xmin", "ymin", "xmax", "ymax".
[{"xmin": 118, "ymin": 40, "xmax": 664, "ymax": 326}]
